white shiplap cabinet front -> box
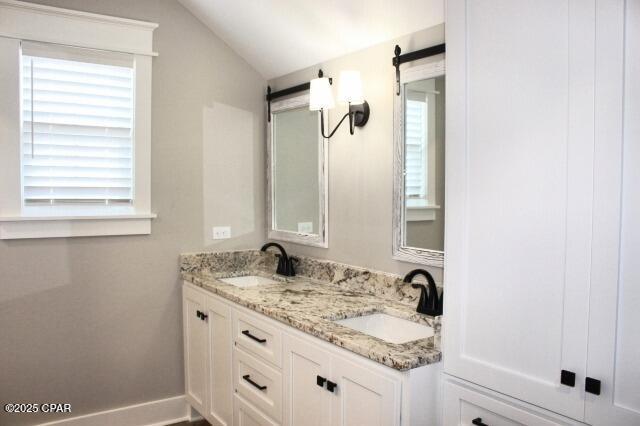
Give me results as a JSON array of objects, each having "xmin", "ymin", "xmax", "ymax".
[{"xmin": 444, "ymin": 0, "xmax": 630, "ymax": 422}]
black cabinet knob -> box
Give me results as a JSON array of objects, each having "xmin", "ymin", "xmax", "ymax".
[
  {"xmin": 196, "ymin": 310, "xmax": 202, "ymax": 319},
  {"xmin": 560, "ymin": 370, "xmax": 576, "ymax": 387},
  {"xmin": 472, "ymin": 418, "xmax": 489, "ymax": 426},
  {"xmin": 316, "ymin": 375, "xmax": 327, "ymax": 387},
  {"xmin": 585, "ymin": 377, "xmax": 601, "ymax": 395},
  {"xmin": 326, "ymin": 380, "xmax": 337, "ymax": 393}
]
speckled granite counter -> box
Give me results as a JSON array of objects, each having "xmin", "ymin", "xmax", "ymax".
[{"xmin": 180, "ymin": 250, "xmax": 442, "ymax": 371}]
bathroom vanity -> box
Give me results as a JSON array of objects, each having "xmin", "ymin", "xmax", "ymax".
[{"xmin": 180, "ymin": 250, "xmax": 442, "ymax": 426}]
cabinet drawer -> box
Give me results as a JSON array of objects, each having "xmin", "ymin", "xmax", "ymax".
[
  {"xmin": 234, "ymin": 394, "xmax": 279, "ymax": 426},
  {"xmin": 234, "ymin": 346, "xmax": 282, "ymax": 423},
  {"xmin": 443, "ymin": 377, "xmax": 584, "ymax": 426},
  {"xmin": 234, "ymin": 310, "xmax": 282, "ymax": 368}
]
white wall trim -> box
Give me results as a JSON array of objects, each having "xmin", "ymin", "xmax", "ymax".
[
  {"xmin": 0, "ymin": 0, "xmax": 158, "ymax": 56},
  {"xmin": 0, "ymin": 215, "xmax": 156, "ymax": 239},
  {"xmin": 35, "ymin": 395, "xmax": 190, "ymax": 426}
]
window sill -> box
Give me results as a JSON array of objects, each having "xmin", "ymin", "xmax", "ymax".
[
  {"xmin": 0, "ymin": 213, "xmax": 157, "ymax": 240},
  {"xmin": 406, "ymin": 203, "xmax": 440, "ymax": 222}
]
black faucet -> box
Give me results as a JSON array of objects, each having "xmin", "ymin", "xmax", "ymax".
[
  {"xmin": 403, "ymin": 269, "xmax": 443, "ymax": 316},
  {"xmin": 260, "ymin": 242, "xmax": 297, "ymax": 277}
]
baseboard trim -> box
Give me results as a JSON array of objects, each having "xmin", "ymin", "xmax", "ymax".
[{"xmin": 36, "ymin": 395, "xmax": 190, "ymax": 426}]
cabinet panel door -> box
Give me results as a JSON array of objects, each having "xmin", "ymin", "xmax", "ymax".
[
  {"xmin": 586, "ymin": 1, "xmax": 640, "ymax": 424},
  {"xmin": 445, "ymin": 0, "xmax": 597, "ymax": 419},
  {"xmin": 443, "ymin": 377, "xmax": 583, "ymax": 426},
  {"xmin": 183, "ymin": 285, "xmax": 208, "ymax": 416},
  {"xmin": 233, "ymin": 395, "xmax": 278, "ymax": 426},
  {"xmin": 282, "ymin": 336, "xmax": 331, "ymax": 426},
  {"xmin": 330, "ymin": 356, "xmax": 399, "ymax": 426},
  {"xmin": 207, "ymin": 296, "xmax": 233, "ymax": 426}
]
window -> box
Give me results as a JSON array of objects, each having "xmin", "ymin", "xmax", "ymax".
[
  {"xmin": 0, "ymin": 1, "xmax": 157, "ymax": 239},
  {"xmin": 402, "ymin": 77, "xmax": 442, "ymax": 222},
  {"xmin": 405, "ymin": 97, "xmax": 428, "ymax": 201},
  {"xmin": 22, "ymin": 45, "xmax": 135, "ymax": 206}
]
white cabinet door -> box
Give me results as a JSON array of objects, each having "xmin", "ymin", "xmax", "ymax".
[
  {"xmin": 585, "ymin": 1, "xmax": 640, "ymax": 424},
  {"xmin": 282, "ymin": 336, "xmax": 331, "ymax": 426},
  {"xmin": 445, "ymin": 0, "xmax": 605, "ymax": 419},
  {"xmin": 234, "ymin": 395, "xmax": 279, "ymax": 426},
  {"xmin": 330, "ymin": 356, "xmax": 399, "ymax": 426},
  {"xmin": 207, "ymin": 295, "xmax": 233, "ymax": 426},
  {"xmin": 183, "ymin": 285, "xmax": 208, "ymax": 416}
]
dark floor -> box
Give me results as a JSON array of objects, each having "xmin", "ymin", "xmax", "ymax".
[{"xmin": 168, "ymin": 420, "xmax": 210, "ymax": 426}]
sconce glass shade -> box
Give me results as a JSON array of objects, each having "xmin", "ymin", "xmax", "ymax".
[
  {"xmin": 309, "ymin": 77, "xmax": 335, "ymax": 111},
  {"xmin": 338, "ymin": 70, "xmax": 364, "ymax": 105}
]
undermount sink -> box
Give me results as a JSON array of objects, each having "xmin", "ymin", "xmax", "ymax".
[
  {"xmin": 219, "ymin": 275, "xmax": 280, "ymax": 288},
  {"xmin": 333, "ymin": 313, "xmax": 434, "ymax": 344}
]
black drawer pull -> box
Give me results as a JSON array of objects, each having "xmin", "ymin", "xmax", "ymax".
[
  {"xmin": 472, "ymin": 418, "xmax": 488, "ymax": 426},
  {"xmin": 326, "ymin": 380, "xmax": 337, "ymax": 393},
  {"xmin": 242, "ymin": 330, "xmax": 267, "ymax": 343},
  {"xmin": 196, "ymin": 310, "xmax": 203, "ymax": 320},
  {"xmin": 317, "ymin": 375, "xmax": 327, "ymax": 387},
  {"xmin": 243, "ymin": 374, "xmax": 267, "ymax": 391}
]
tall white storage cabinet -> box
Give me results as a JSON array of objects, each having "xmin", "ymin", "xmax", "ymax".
[
  {"xmin": 444, "ymin": 0, "xmax": 639, "ymax": 425},
  {"xmin": 584, "ymin": 1, "xmax": 640, "ymax": 424}
]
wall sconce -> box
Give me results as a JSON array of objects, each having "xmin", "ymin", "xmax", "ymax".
[{"xmin": 309, "ymin": 70, "xmax": 370, "ymax": 139}]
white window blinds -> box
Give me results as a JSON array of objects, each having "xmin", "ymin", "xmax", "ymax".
[
  {"xmin": 404, "ymin": 98, "xmax": 427, "ymax": 200},
  {"xmin": 21, "ymin": 43, "xmax": 134, "ymax": 205}
]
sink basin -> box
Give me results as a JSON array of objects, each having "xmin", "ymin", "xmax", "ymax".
[
  {"xmin": 220, "ymin": 275, "xmax": 280, "ymax": 288},
  {"xmin": 333, "ymin": 313, "xmax": 434, "ymax": 344}
]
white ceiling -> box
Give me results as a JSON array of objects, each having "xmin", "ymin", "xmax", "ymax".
[{"xmin": 177, "ymin": 0, "xmax": 444, "ymax": 80}]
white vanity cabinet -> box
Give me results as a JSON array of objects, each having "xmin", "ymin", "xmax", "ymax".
[
  {"xmin": 183, "ymin": 285, "xmax": 208, "ymax": 417},
  {"xmin": 283, "ymin": 335, "xmax": 401, "ymax": 426},
  {"xmin": 183, "ymin": 284, "xmax": 233, "ymax": 426},
  {"xmin": 182, "ymin": 281, "xmax": 441, "ymax": 426},
  {"xmin": 282, "ymin": 335, "xmax": 332, "ymax": 426},
  {"xmin": 445, "ymin": 0, "xmax": 639, "ymax": 425},
  {"xmin": 329, "ymin": 354, "xmax": 399, "ymax": 426}
]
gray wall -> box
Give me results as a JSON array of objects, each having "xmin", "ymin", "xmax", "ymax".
[
  {"xmin": 268, "ymin": 25, "xmax": 445, "ymax": 280},
  {"xmin": 0, "ymin": 0, "xmax": 266, "ymax": 425}
]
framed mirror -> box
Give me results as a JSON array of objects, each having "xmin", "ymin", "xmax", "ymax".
[
  {"xmin": 267, "ymin": 94, "xmax": 328, "ymax": 247},
  {"xmin": 393, "ymin": 60, "xmax": 445, "ymax": 266}
]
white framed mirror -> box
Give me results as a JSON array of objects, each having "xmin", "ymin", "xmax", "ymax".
[
  {"xmin": 267, "ymin": 94, "xmax": 328, "ymax": 247},
  {"xmin": 393, "ymin": 60, "xmax": 445, "ymax": 266}
]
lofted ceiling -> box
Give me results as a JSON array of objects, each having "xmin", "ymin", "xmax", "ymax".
[{"xmin": 177, "ymin": 0, "xmax": 444, "ymax": 80}]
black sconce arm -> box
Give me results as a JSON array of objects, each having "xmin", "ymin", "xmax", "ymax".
[
  {"xmin": 319, "ymin": 101, "xmax": 370, "ymax": 139},
  {"xmin": 320, "ymin": 108, "xmax": 353, "ymax": 139}
]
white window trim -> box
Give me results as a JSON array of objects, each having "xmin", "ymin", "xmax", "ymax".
[
  {"xmin": 406, "ymin": 199, "xmax": 441, "ymax": 222},
  {"xmin": 0, "ymin": 0, "xmax": 157, "ymax": 239}
]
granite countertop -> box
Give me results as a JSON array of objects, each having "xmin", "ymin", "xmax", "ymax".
[{"xmin": 182, "ymin": 268, "xmax": 441, "ymax": 371}]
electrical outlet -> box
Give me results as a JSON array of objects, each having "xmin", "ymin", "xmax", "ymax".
[
  {"xmin": 212, "ymin": 226, "xmax": 231, "ymax": 240},
  {"xmin": 297, "ymin": 222, "xmax": 313, "ymax": 233}
]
